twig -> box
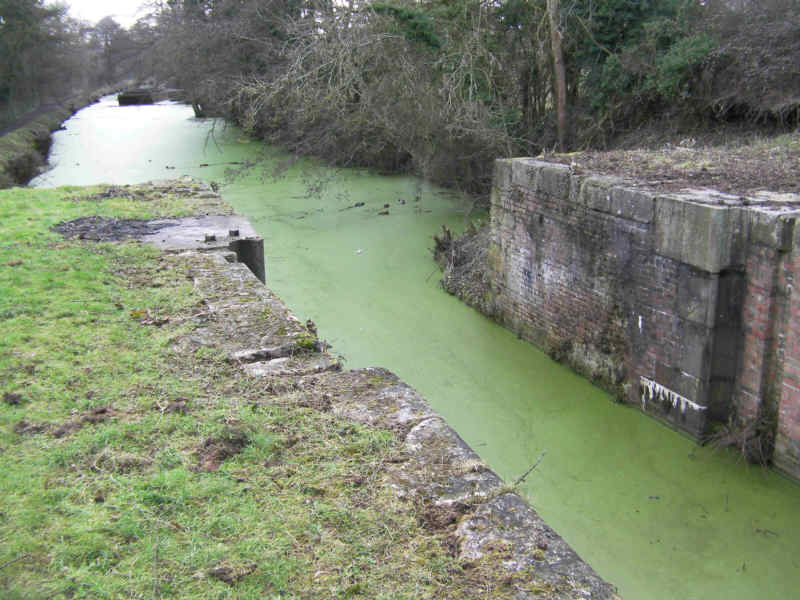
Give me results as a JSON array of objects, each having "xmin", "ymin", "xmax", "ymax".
[
  {"xmin": 513, "ymin": 451, "xmax": 546, "ymax": 487},
  {"xmin": 573, "ymin": 14, "xmax": 614, "ymax": 58},
  {"xmin": 0, "ymin": 553, "xmax": 30, "ymax": 570}
]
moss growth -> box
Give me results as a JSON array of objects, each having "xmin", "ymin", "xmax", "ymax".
[{"xmin": 294, "ymin": 333, "xmax": 318, "ymax": 351}]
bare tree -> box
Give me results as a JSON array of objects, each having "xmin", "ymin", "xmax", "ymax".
[{"xmin": 547, "ymin": 0, "xmax": 567, "ymax": 151}]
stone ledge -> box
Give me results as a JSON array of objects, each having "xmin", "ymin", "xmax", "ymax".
[
  {"xmin": 458, "ymin": 493, "xmax": 612, "ymax": 598},
  {"xmin": 654, "ymin": 196, "xmax": 745, "ymax": 273},
  {"xmin": 501, "ymin": 158, "xmax": 800, "ymax": 268}
]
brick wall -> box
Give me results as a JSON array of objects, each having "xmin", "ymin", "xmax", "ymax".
[
  {"xmin": 488, "ymin": 158, "xmax": 800, "ymax": 479},
  {"xmin": 774, "ymin": 248, "xmax": 800, "ymax": 475}
]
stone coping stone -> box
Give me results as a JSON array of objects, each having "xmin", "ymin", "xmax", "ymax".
[
  {"xmin": 499, "ymin": 159, "xmax": 800, "ymax": 208},
  {"xmin": 242, "ymin": 355, "xmax": 341, "ymax": 378},
  {"xmin": 142, "ymin": 214, "xmax": 259, "ymax": 252},
  {"xmin": 497, "ymin": 158, "xmax": 800, "ymax": 272}
]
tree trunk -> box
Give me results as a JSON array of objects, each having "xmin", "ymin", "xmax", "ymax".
[{"xmin": 547, "ymin": 0, "xmax": 567, "ymax": 151}]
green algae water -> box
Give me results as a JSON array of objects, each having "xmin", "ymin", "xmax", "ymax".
[{"xmin": 33, "ymin": 97, "xmax": 800, "ymax": 599}]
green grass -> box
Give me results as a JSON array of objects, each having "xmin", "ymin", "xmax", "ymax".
[{"xmin": 0, "ymin": 185, "xmax": 512, "ymax": 599}]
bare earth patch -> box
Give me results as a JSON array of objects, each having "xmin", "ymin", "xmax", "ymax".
[
  {"xmin": 13, "ymin": 406, "xmax": 117, "ymax": 438},
  {"xmin": 51, "ymin": 215, "xmax": 170, "ymax": 241},
  {"xmin": 195, "ymin": 427, "xmax": 250, "ymax": 471}
]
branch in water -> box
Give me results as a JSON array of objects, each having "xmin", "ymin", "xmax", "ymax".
[{"xmin": 513, "ymin": 451, "xmax": 546, "ymax": 487}]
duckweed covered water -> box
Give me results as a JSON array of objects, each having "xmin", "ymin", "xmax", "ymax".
[{"xmin": 32, "ymin": 96, "xmax": 800, "ymax": 599}]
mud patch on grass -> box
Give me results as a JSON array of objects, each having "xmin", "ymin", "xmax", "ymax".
[
  {"xmin": 196, "ymin": 427, "xmax": 250, "ymax": 471},
  {"xmin": 13, "ymin": 419, "xmax": 49, "ymax": 435},
  {"xmin": 14, "ymin": 406, "xmax": 117, "ymax": 438},
  {"xmin": 3, "ymin": 391, "xmax": 24, "ymax": 406},
  {"xmin": 53, "ymin": 406, "xmax": 116, "ymax": 438},
  {"xmin": 155, "ymin": 398, "xmax": 190, "ymax": 415},
  {"xmin": 51, "ymin": 421, "xmax": 84, "ymax": 438},
  {"xmin": 92, "ymin": 449, "xmax": 153, "ymax": 473},
  {"xmin": 82, "ymin": 405, "xmax": 114, "ymax": 423},
  {"xmin": 52, "ymin": 216, "xmax": 169, "ymax": 241},
  {"xmin": 207, "ymin": 561, "xmax": 258, "ymax": 585},
  {"xmin": 420, "ymin": 501, "xmax": 471, "ymax": 532}
]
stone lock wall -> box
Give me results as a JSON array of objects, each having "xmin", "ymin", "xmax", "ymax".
[{"xmin": 488, "ymin": 158, "xmax": 800, "ymax": 479}]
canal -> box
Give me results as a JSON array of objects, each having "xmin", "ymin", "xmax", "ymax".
[{"xmin": 32, "ymin": 95, "xmax": 800, "ymax": 599}]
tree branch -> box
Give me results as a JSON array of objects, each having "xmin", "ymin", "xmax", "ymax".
[{"xmin": 513, "ymin": 451, "xmax": 546, "ymax": 487}]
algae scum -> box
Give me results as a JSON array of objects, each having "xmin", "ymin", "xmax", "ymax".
[{"xmin": 33, "ymin": 96, "xmax": 800, "ymax": 599}]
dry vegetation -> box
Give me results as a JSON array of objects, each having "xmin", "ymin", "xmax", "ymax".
[{"xmin": 544, "ymin": 131, "xmax": 800, "ymax": 195}]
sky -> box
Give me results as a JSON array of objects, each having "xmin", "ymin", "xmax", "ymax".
[{"xmin": 59, "ymin": 0, "xmax": 150, "ymax": 28}]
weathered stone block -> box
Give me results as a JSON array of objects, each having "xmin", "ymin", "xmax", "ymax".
[
  {"xmin": 612, "ymin": 187, "xmax": 656, "ymax": 224},
  {"xmin": 654, "ymin": 195, "xmax": 685, "ymax": 264},
  {"xmin": 502, "ymin": 208, "xmax": 515, "ymax": 232},
  {"xmin": 489, "ymin": 183, "xmax": 503, "ymax": 210},
  {"xmin": 243, "ymin": 355, "xmax": 340, "ymax": 377},
  {"xmin": 682, "ymin": 201, "xmax": 741, "ymax": 273},
  {"xmin": 580, "ymin": 176, "xmax": 616, "ymax": 213},
  {"xmin": 708, "ymin": 380, "xmax": 735, "ymax": 423},
  {"xmin": 678, "ymin": 187, "xmax": 743, "ymax": 206},
  {"xmin": 750, "ymin": 191, "xmax": 800, "ymax": 205},
  {"xmin": 641, "ymin": 375, "xmax": 708, "ymax": 436},
  {"xmin": 655, "ymin": 196, "xmax": 743, "ymax": 273},
  {"xmin": 676, "ymin": 320, "xmax": 713, "ymax": 385},
  {"xmin": 535, "ymin": 163, "xmax": 571, "ymax": 198},
  {"xmin": 333, "ymin": 383, "xmax": 436, "ymax": 431},
  {"xmin": 391, "ymin": 417, "xmax": 505, "ymax": 505},
  {"xmin": 493, "ymin": 158, "xmax": 513, "ymax": 193},
  {"xmin": 510, "ymin": 158, "xmax": 541, "ymax": 189},
  {"xmin": 715, "ymin": 270, "xmax": 745, "ymax": 324},
  {"xmin": 676, "ymin": 267, "xmax": 718, "ymax": 327},
  {"xmin": 456, "ymin": 493, "xmax": 619, "ymax": 599},
  {"xmin": 655, "ymin": 362, "xmax": 705, "ymax": 404},
  {"xmin": 749, "ymin": 208, "xmax": 798, "ymax": 251}
]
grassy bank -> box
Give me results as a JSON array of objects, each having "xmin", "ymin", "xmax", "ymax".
[
  {"xmin": 0, "ymin": 112, "xmax": 66, "ymax": 188},
  {"xmin": 0, "ymin": 185, "xmax": 557, "ymax": 599}
]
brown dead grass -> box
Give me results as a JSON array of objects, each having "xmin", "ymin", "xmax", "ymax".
[{"xmin": 544, "ymin": 131, "xmax": 800, "ymax": 195}]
